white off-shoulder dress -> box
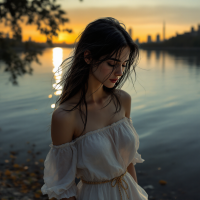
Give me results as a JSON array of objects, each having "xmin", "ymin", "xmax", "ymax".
[{"xmin": 41, "ymin": 117, "xmax": 148, "ymax": 200}]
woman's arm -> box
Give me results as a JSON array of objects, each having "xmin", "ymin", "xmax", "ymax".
[
  {"xmin": 51, "ymin": 108, "xmax": 77, "ymax": 200},
  {"xmin": 120, "ymin": 90, "xmax": 138, "ymax": 183},
  {"xmin": 127, "ymin": 163, "xmax": 138, "ymax": 184}
]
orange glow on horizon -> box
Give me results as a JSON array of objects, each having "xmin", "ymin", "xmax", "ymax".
[{"xmin": 0, "ymin": 22, "xmax": 194, "ymax": 44}]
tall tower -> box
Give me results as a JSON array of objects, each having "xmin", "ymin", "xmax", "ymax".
[
  {"xmin": 163, "ymin": 21, "xmax": 165, "ymax": 41},
  {"xmin": 147, "ymin": 35, "xmax": 152, "ymax": 43},
  {"xmin": 156, "ymin": 34, "xmax": 160, "ymax": 42},
  {"xmin": 128, "ymin": 28, "xmax": 132, "ymax": 39}
]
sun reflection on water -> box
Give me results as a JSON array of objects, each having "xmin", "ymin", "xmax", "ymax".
[{"xmin": 50, "ymin": 47, "xmax": 63, "ymax": 108}]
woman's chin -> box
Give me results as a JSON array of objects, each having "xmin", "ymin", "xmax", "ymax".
[{"xmin": 103, "ymin": 83, "xmax": 115, "ymax": 88}]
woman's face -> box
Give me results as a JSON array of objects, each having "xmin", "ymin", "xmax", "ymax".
[{"xmin": 91, "ymin": 46, "xmax": 130, "ymax": 88}]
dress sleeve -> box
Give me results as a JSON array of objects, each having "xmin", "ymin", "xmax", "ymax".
[
  {"xmin": 41, "ymin": 142, "xmax": 78, "ymax": 199},
  {"xmin": 128, "ymin": 118, "xmax": 145, "ymax": 165}
]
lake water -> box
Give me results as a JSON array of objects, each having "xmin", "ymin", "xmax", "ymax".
[{"xmin": 0, "ymin": 48, "xmax": 200, "ymax": 164}]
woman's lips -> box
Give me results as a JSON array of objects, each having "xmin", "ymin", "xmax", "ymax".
[{"xmin": 110, "ymin": 79, "xmax": 118, "ymax": 83}]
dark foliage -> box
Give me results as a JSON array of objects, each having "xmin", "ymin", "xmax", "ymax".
[{"xmin": 0, "ymin": 0, "xmax": 78, "ymax": 85}]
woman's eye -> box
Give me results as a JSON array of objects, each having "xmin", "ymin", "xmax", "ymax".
[
  {"xmin": 108, "ymin": 63, "xmax": 127, "ymax": 67},
  {"xmin": 108, "ymin": 63, "xmax": 115, "ymax": 67}
]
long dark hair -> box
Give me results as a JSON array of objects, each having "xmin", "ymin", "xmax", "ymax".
[{"xmin": 55, "ymin": 17, "xmax": 139, "ymax": 137}]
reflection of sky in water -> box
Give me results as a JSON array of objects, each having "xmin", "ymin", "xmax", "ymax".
[
  {"xmin": 122, "ymin": 49, "xmax": 200, "ymax": 140},
  {"xmin": 0, "ymin": 48, "xmax": 199, "ymax": 163}
]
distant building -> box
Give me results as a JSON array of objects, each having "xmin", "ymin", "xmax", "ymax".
[
  {"xmin": 182, "ymin": 23, "xmax": 200, "ymax": 36},
  {"xmin": 147, "ymin": 35, "xmax": 152, "ymax": 43},
  {"xmin": 163, "ymin": 21, "xmax": 165, "ymax": 41},
  {"xmin": 198, "ymin": 25, "xmax": 200, "ymax": 33},
  {"xmin": 128, "ymin": 28, "xmax": 132, "ymax": 39},
  {"xmin": 135, "ymin": 38, "xmax": 140, "ymax": 45},
  {"xmin": 29, "ymin": 37, "xmax": 32, "ymax": 42},
  {"xmin": 6, "ymin": 33, "xmax": 9, "ymax": 39},
  {"xmin": 191, "ymin": 26, "xmax": 195, "ymax": 33},
  {"xmin": 156, "ymin": 34, "xmax": 160, "ymax": 42}
]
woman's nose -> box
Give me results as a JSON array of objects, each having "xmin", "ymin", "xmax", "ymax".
[{"xmin": 115, "ymin": 64, "xmax": 123, "ymax": 76}]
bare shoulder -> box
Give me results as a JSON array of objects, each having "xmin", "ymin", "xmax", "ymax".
[
  {"xmin": 51, "ymin": 104, "xmax": 76, "ymax": 145},
  {"xmin": 115, "ymin": 89, "xmax": 131, "ymax": 103},
  {"xmin": 115, "ymin": 89, "xmax": 132, "ymax": 117}
]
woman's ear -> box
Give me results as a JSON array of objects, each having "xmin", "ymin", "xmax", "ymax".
[{"xmin": 84, "ymin": 50, "xmax": 92, "ymax": 64}]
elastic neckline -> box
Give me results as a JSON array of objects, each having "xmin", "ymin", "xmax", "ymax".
[{"xmin": 50, "ymin": 117, "xmax": 132, "ymax": 148}]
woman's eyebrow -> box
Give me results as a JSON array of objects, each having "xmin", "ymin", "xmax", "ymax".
[{"xmin": 109, "ymin": 58, "xmax": 129, "ymax": 62}]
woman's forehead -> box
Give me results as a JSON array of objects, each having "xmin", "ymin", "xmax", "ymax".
[{"xmin": 110, "ymin": 47, "xmax": 130, "ymax": 62}]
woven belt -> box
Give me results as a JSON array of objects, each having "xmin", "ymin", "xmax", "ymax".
[{"xmin": 81, "ymin": 169, "xmax": 129, "ymax": 200}]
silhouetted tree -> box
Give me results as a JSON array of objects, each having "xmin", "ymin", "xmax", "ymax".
[{"xmin": 0, "ymin": 0, "xmax": 80, "ymax": 84}]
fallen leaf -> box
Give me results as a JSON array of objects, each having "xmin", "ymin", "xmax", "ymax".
[
  {"xmin": 30, "ymin": 173, "xmax": 36, "ymax": 177},
  {"xmin": 10, "ymin": 151, "xmax": 17, "ymax": 155},
  {"xmin": 21, "ymin": 189, "xmax": 29, "ymax": 193},
  {"xmin": 35, "ymin": 182, "xmax": 41, "ymax": 187},
  {"xmin": 15, "ymin": 170, "xmax": 21, "ymax": 174},
  {"xmin": 13, "ymin": 164, "xmax": 20, "ymax": 168},
  {"xmin": 31, "ymin": 185, "xmax": 37, "ymax": 189},
  {"xmin": 159, "ymin": 180, "xmax": 167, "ymax": 185},
  {"xmin": 4, "ymin": 169, "xmax": 11, "ymax": 176},
  {"xmin": 24, "ymin": 166, "xmax": 28, "ymax": 170},
  {"xmin": 10, "ymin": 154, "xmax": 16, "ymax": 159},
  {"xmin": 11, "ymin": 175, "xmax": 17, "ymax": 181},
  {"xmin": 1, "ymin": 181, "xmax": 6, "ymax": 187},
  {"xmin": 21, "ymin": 184, "xmax": 27, "ymax": 189},
  {"xmin": 36, "ymin": 189, "xmax": 42, "ymax": 194},
  {"xmin": 39, "ymin": 159, "xmax": 44, "ymax": 163},
  {"xmin": 34, "ymin": 193, "xmax": 41, "ymax": 198},
  {"xmin": 13, "ymin": 181, "xmax": 19, "ymax": 187}
]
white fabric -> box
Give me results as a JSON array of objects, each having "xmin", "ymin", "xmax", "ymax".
[{"xmin": 41, "ymin": 117, "xmax": 148, "ymax": 200}]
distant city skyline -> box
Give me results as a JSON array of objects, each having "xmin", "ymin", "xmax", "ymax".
[
  {"xmin": 1, "ymin": 2, "xmax": 200, "ymax": 43},
  {"xmin": 3, "ymin": 21, "xmax": 200, "ymax": 45}
]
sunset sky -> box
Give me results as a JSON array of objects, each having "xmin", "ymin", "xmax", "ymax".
[{"xmin": 1, "ymin": 0, "xmax": 200, "ymax": 43}]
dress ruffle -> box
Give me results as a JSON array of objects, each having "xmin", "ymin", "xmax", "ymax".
[
  {"xmin": 41, "ymin": 144, "xmax": 78, "ymax": 199},
  {"xmin": 131, "ymin": 151, "xmax": 145, "ymax": 165}
]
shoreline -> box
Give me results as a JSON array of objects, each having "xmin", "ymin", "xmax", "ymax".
[
  {"xmin": 1, "ymin": 140, "xmax": 199, "ymax": 200},
  {"xmin": 136, "ymin": 134, "xmax": 200, "ymax": 200}
]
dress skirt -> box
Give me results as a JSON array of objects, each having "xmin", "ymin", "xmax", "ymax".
[{"xmin": 77, "ymin": 171, "xmax": 148, "ymax": 200}]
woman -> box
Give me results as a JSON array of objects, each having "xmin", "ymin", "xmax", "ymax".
[{"xmin": 41, "ymin": 17, "xmax": 148, "ymax": 200}]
